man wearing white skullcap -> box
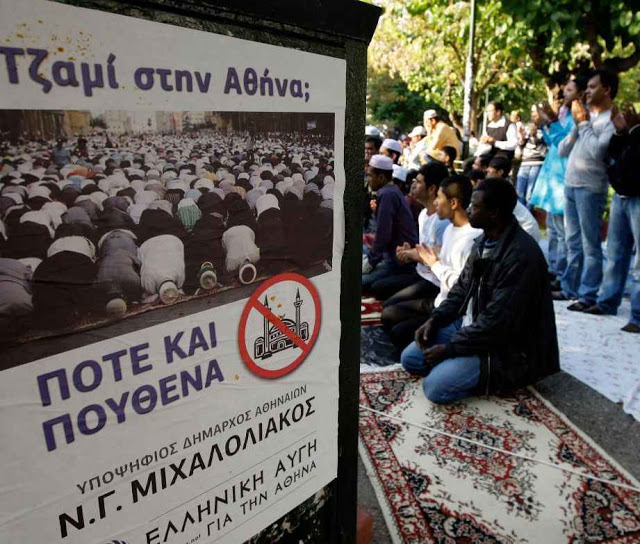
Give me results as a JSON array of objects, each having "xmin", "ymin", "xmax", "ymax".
[
  {"xmin": 362, "ymin": 155, "xmax": 418, "ymax": 299},
  {"xmin": 404, "ymin": 126, "xmax": 427, "ymax": 170},
  {"xmin": 380, "ymin": 138, "xmax": 403, "ymax": 164}
]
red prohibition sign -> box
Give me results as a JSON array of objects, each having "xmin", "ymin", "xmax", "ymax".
[{"xmin": 238, "ymin": 272, "xmax": 322, "ymax": 379}]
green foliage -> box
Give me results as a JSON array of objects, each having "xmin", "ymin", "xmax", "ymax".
[
  {"xmin": 368, "ymin": 0, "xmax": 547, "ymax": 130},
  {"xmin": 367, "ymin": 0, "xmax": 640, "ymax": 133},
  {"xmin": 500, "ymin": 0, "xmax": 640, "ymax": 77},
  {"xmin": 367, "ymin": 68, "xmax": 436, "ymax": 129}
]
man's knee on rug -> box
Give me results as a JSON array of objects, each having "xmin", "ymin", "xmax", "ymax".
[
  {"xmin": 400, "ymin": 342, "xmax": 428, "ymax": 375},
  {"xmin": 422, "ymin": 375, "xmax": 457, "ymax": 404}
]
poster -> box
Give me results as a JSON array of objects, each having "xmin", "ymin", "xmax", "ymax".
[{"xmin": 0, "ymin": 1, "xmax": 346, "ymax": 542}]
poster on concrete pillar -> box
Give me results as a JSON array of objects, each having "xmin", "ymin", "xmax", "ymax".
[{"xmin": 0, "ymin": 0, "xmax": 345, "ymax": 542}]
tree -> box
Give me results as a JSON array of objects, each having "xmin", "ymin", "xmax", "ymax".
[
  {"xmin": 368, "ymin": 0, "xmax": 545, "ymax": 131},
  {"xmin": 501, "ymin": 0, "xmax": 640, "ymax": 96},
  {"xmin": 367, "ymin": 67, "xmax": 437, "ymax": 130}
]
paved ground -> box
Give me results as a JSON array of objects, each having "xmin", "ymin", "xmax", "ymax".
[{"xmin": 357, "ymin": 370, "xmax": 640, "ymax": 542}]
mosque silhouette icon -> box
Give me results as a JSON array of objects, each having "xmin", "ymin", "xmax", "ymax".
[{"xmin": 254, "ymin": 289, "xmax": 309, "ymax": 360}]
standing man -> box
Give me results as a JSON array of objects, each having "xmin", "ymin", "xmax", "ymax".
[
  {"xmin": 401, "ymin": 178, "xmax": 559, "ymax": 403},
  {"xmin": 554, "ymin": 69, "xmax": 618, "ymax": 311},
  {"xmin": 585, "ymin": 104, "xmax": 640, "ymax": 333},
  {"xmin": 530, "ymin": 77, "xmax": 585, "ymax": 284},
  {"xmin": 475, "ymin": 101, "xmax": 518, "ymax": 160},
  {"xmin": 51, "ymin": 139, "xmax": 71, "ymax": 168},
  {"xmin": 404, "ymin": 125, "xmax": 427, "ymax": 170},
  {"xmin": 515, "ymin": 104, "xmax": 547, "ymax": 207}
]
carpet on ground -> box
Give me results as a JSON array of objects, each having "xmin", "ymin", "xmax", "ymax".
[
  {"xmin": 359, "ymin": 370, "xmax": 640, "ymax": 543},
  {"xmin": 361, "ymin": 295, "xmax": 403, "ymax": 371},
  {"xmin": 362, "ymin": 296, "xmax": 383, "ymax": 326},
  {"xmin": 554, "ymin": 299, "xmax": 640, "ymax": 422}
]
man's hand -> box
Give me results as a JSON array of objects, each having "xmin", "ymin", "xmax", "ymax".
[
  {"xmin": 396, "ymin": 242, "xmax": 411, "ymax": 255},
  {"xmin": 423, "ymin": 344, "xmax": 448, "ymax": 366},
  {"xmin": 622, "ymin": 104, "xmax": 640, "ymax": 131},
  {"xmin": 370, "ymin": 199, "xmax": 377, "ymax": 212},
  {"xmin": 480, "ymin": 135, "xmax": 495, "ymax": 145},
  {"xmin": 396, "ymin": 242, "xmax": 418, "ymax": 264},
  {"xmin": 611, "ymin": 106, "xmax": 628, "ymax": 134},
  {"xmin": 415, "ymin": 318, "xmax": 435, "ymax": 350},
  {"xmin": 416, "ymin": 243, "xmax": 439, "ymax": 267},
  {"xmin": 571, "ymin": 100, "xmax": 588, "ymax": 124}
]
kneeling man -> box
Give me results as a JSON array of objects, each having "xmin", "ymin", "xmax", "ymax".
[{"xmin": 401, "ymin": 177, "xmax": 559, "ymax": 403}]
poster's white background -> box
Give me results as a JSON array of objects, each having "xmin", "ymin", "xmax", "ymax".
[{"xmin": 0, "ymin": 1, "xmax": 346, "ymax": 542}]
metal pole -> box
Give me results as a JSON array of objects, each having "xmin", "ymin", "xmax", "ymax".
[
  {"xmin": 482, "ymin": 87, "xmax": 489, "ymax": 135},
  {"xmin": 461, "ymin": 0, "xmax": 476, "ymax": 158}
]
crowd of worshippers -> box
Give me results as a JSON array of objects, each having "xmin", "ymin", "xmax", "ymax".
[
  {"xmin": 0, "ymin": 131, "xmax": 334, "ymax": 334},
  {"xmin": 362, "ymin": 67, "xmax": 639, "ymax": 404}
]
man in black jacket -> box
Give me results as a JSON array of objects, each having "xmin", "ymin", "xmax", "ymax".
[
  {"xmin": 584, "ymin": 105, "xmax": 640, "ymax": 333},
  {"xmin": 400, "ymin": 177, "xmax": 559, "ymax": 403}
]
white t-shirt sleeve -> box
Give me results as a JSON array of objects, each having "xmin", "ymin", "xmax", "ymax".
[
  {"xmin": 513, "ymin": 201, "xmax": 541, "ymax": 242},
  {"xmin": 431, "ymin": 225, "xmax": 479, "ymax": 304},
  {"xmin": 417, "ymin": 208, "xmax": 427, "ymax": 245}
]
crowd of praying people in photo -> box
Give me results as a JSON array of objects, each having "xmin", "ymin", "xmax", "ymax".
[
  {"xmin": 362, "ymin": 68, "xmax": 639, "ymax": 404},
  {"xmin": 0, "ymin": 129, "xmax": 334, "ymax": 337}
]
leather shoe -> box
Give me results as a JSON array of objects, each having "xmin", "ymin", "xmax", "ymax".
[
  {"xmin": 621, "ymin": 323, "xmax": 640, "ymax": 334},
  {"xmin": 567, "ymin": 301, "xmax": 591, "ymax": 312},
  {"xmin": 552, "ymin": 290, "xmax": 570, "ymax": 301},
  {"xmin": 550, "ymin": 279, "xmax": 561, "ymax": 291},
  {"xmin": 584, "ymin": 305, "xmax": 604, "ymax": 315}
]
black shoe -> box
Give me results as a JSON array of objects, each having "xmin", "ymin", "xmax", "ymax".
[
  {"xmin": 584, "ymin": 305, "xmax": 604, "ymax": 315},
  {"xmin": 552, "ymin": 290, "xmax": 570, "ymax": 301},
  {"xmin": 550, "ymin": 279, "xmax": 561, "ymax": 291},
  {"xmin": 621, "ymin": 323, "xmax": 640, "ymax": 334},
  {"xmin": 567, "ymin": 301, "xmax": 591, "ymax": 312}
]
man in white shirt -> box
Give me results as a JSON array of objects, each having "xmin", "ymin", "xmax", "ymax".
[
  {"xmin": 391, "ymin": 175, "xmax": 482, "ymax": 352},
  {"xmin": 403, "ymin": 125, "xmax": 427, "ymax": 170},
  {"xmin": 381, "ymin": 162, "xmax": 450, "ymax": 347},
  {"xmin": 416, "ymin": 175, "xmax": 483, "ymax": 308},
  {"xmin": 475, "ymin": 101, "xmax": 518, "ymax": 160}
]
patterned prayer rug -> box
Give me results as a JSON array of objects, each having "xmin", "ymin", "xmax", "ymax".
[
  {"xmin": 362, "ymin": 296, "xmax": 383, "ymax": 326},
  {"xmin": 359, "ymin": 370, "xmax": 640, "ymax": 543}
]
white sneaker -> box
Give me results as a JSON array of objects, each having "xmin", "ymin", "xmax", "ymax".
[
  {"xmin": 105, "ymin": 297, "xmax": 127, "ymax": 317},
  {"xmin": 159, "ymin": 281, "xmax": 179, "ymax": 305},
  {"xmin": 239, "ymin": 262, "xmax": 257, "ymax": 285}
]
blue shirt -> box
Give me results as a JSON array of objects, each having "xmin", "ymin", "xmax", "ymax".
[
  {"xmin": 368, "ymin": 183, "xmax": 418, "ymax": 266},
  {"xmin": 530, "ymin": 112, "xmax": 575, "ymax": 215}
]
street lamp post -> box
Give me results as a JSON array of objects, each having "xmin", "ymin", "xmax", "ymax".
[{"xmin": 461, "ymin": 0, "xmax": 476, "ymax": 158}]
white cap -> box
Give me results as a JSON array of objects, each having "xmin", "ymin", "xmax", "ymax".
[
  {"xmin": 368, "ymin": 154, "xmax": 394, "ymax": 171},
  {"xmin": 381, "ymin": 139, "xmax": 403, "ymax": 154},
  {"xmin": 392, "ymin": 164, "xmax": 408, "ymax": 182},
  {"xmin": 423, "ymin": 109, "xmax": 438, "ymax": 120},
  {"xmin": 409, "ymin": 125, "xmax": 426, "ymax": 138},
  {"xmin": 365, "ymin": 125, "xmax": 380, "ymax": 137}
]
